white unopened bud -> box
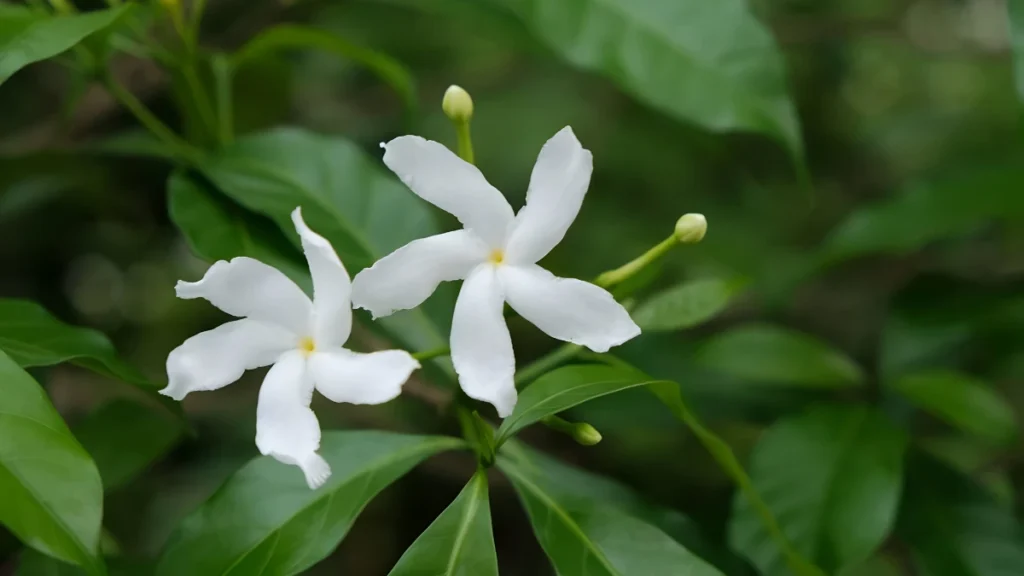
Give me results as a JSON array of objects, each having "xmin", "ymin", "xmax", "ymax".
[
  {"xmin": 442, "ymin": 85, "xmax": 474, "ymax": 122},
  {"xmin": 674, "ymin": 213, "xmax": 707, "ymax": 244}
]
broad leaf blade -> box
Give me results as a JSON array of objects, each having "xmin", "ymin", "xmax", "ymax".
[
  {"xmin": 479, "ymin": 0, "xmax": 803, "ymax": 158},
  {"xmin": 822, "ymin": 166, "xmax": 1024, "ymax": 263},
  {"xmin": 897, "ymin": 452, "xmax": 1024, "ymax": 576},
  {"xmin": 1013, "ymin": 0, "xmax": 1024, "ymax": 101},
  {"xmin": 729, "ymin": 405, "xmax": 908, "ymax": 576},
  {"xmin": 156, "ymin": 432, "xmax": 463, "ymax": 576},
  {"xmin": 0, "ymin": 350, "xmax": 103, "ymax": 569},
  {"xmin": 497, "ymin": 365, "xmax": 662, "ymax": 445},
  {"xmin": 387, "ymin": 471, "xmax": 497, "ymax": 576},
  {"xmin": 0, "ymin": 299, "xmax": 147, "ymax": 386},
  {"xmin": 0, "ymin": 5, "xmax": 131, "ymax": 85},
  {"xmin": 889, "ymin": 370, "xmax": 1017, "ymax": 444},
  {"xmin": 498, "ymin": 451, "xmax": 725, "ymax": 576},
  {"xmin": 74, "ymin": 399, "xmax": 184, "ymax": 491},
  {"xmin": 632, "ymin": 278, "xmax": 745, "ymax": 332},
  {"xmin": 694, "ymin": 324, "xmax": 863, "ymax": 388}
]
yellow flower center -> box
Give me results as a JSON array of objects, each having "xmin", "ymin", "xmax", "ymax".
[
  {"xmin": 298, "ymin": 337, "xmax": 316, "ymax": 356},
  {"xmin": 488, "ymin": 249, "xmax": 505, "ymax": 265}
]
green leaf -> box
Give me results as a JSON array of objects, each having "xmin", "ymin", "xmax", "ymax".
[
  {"xmin": 74, "ymin": 399, "xmax": 184, "ymax": 491},
  {"xmin": 1013, "ymin": 0, "xmax": 1024, "ymax": 101},
  {"xmin": 729, "ymin": 405, "xmax": 908, "ymax": 576},
  {"xmin": 156, "ymin": 431, "xmax": 463, "ymax": 576},
  {"xmin": 478, "ymin": 0, "xmax": 803, "ymax": 159},
  {"xmin": 694, "ymin": 324, "xmax": 863, "ymax": 388},
  {"xmin": 897, "ymin": 452, "xmax": 1024, "ymax": 576},
  {"xmin": 889, "ymin": 370, "xmax": 1017, "ymax": 444},
  {"xmin": 0, "ymin": 350, "xmax": 103, "ymax": 570},
  {"xmin": 632, "ymin": 278, "xmax": 746, "ymax": 332},
  {"xmin": 0, "ymin": 4, "xmax": 131, "ymax": 85},
  {"xmin": 500, "ymin": 442, "xmax": 752, "ymax": 575},
  {"xmin": 195, "ymin": 128, "xmax": 449, "ymax": 357},
  {"xmin": 232, "ymin": 25, "xmax": 416, "ymax": 117},
  {"xmin": 497, "ymin": 365, "xmax": 662, "ymax": 445},
  {"xmin": 822, "ymin": 166, "xmax": 1024, "ymax": 262},
  {"xmin": 497, "ymin": 449, "xmax": 726, "ymax": 576},
  {"xmin": 387, "ymin": 471, "xmax": 497, "ymax": 576},
  {"xmin": 167, "ymin": 172, "xmax": 309, "ymax": 288},
  {"xmin": 0, "ymin": 299, "xmax": 149, "ymax": 387},
  {"xmin": 643, "ymin": 378, "xmax": 823, "ymax": 576}
]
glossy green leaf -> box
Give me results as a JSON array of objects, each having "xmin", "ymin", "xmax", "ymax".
[
  {"xmin": 17, "ymin": 549, "xmax": 149, "ymax": 576},
  {"xmin": 74, "ymin": 399, "xmax": 184, "ymax": 491},
  {"xmin": 498, "ymin": 450, "xmax": 725, "ymax": 576},
  {"xmin": 479, "ymin": 0, "xmax": 802, "ymax": 158},
  {"xmin": 643, "ymin": 378, "xmax": 823, "ymax": 576},
  {"xmin": 0, "ymin": 299, "xmax": 148, "ymax": 387},
  {"xmin": 501, "ymin": 442, "xmax": 752, "ymax": 575},
  {"xmin": 729, "ymin": 405, "xmax": 908, "ymax": 576},
  {"xmin": 1012, "ymin": 0, "xmax": 1024, "ymax": 101},
  {"xmin": 897, "ymin": 452, "xmax": 1024, "ymax": 576},
  {"xmin": 0, "ymin": 4, "xmax": 131, "ymax": 85},
  {"xmin": 232, "ymin": 25, "xmax": 416, "ymax": 116},
  {"xmin": 632, "ymin": 278, "xmax": 745, "ymax": 332},
  {"xmin": 167, "ymin": 172, "xmax": 309, "ymax": 287},
  {"xmin": 497, "ymin": 365, "xmax": 662, "ymax": 445},
  {"xmin": 822, "ymin": 166, "xmax": 1024, "ymax": 262},
  {"xmin": 0, "ymin": 350, "xmax": 103, "ymax": 571},
  {"xmin": 694, "ymin": 324, "xmax": 863, "ymax": 388},
  {"xmin": 387, "ymin": 471, "xmax": 497, "ymax": 576},
  {"xmin": 890, "ymin": 370, "xmax": 1017, "ymax": 444},
  {"xmin": 156, "ymin": 431, "xmax": 463, "ymax": 576},
  {"xmin": 194, "ymin": 128, "xmax": 449, "ymax": 357}
]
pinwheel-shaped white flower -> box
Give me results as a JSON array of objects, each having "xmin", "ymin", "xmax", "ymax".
[
  {"xmin": 161, "ymin": 208, "xmax": 419, "ymax": 489},
  {"xmin": 351, "ymin": 127, "xmax": 640, "ymax": 417}
]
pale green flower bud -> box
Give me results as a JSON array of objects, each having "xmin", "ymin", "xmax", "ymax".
[
  {"xmin": 442, "ymin": 85, "xmax": 474, "ymax": 123},
  {"xmin": 573, "ymin": 422, "xmax": 603, "ymax": 446},
  {"xmin": 674, "ymin": 213, "xmax": 707, "ymax": 244}
]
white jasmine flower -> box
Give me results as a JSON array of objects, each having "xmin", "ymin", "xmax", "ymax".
[
  {"xmin": 351, "ymin": 127, "xmax": 640, "ymax": 417},
  {"xmin": 161, "ymin": 208, "xmax": 420, "ymax": 489}
]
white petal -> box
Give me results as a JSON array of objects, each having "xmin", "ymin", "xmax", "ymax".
[
  {"xmin": 382, "ymin": 136, "xmax": 514, "ymax": 247},
  {"xmin": 451, "ymin": 266, "xmax": 517, "ymax": 417},
  {"xmin": 256, "ymin": 350, "xmax": 331, "ymax": 490},
  {"xmin": 499, "ymin": 264, "xmax": 640, "ymax": 353},
  {"xmin": 309, "ymin": 349, "xmax": 419, "ymax": 405},
  {"xmin": 176, "ymin": 257, "xmax": 312, "ymax": 336},
  {"xmin": 161, "ymin": 319, "xmax": 295, "ymax": 401},
  {"xmin": 351, "ymin": 230, "xmax": 488, "ymax": 318},
  {"xmin": 291, "ymin": 208, "xmax": 352, "ymax": 347},
  {"xmin": 504, "ymin": 127, "xmax": 593, "ymax": 265}
]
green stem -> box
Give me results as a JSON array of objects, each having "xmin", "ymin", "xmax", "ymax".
[
  {"xmin": 594, "ymin": 234, "xmax": 678, "ymax": 289},
  {"xmin": 47, "ymin": 0, "xmax": 74, "ymax": 13},
  {"xmin": 514, "ymin": 343, "xmax": 581, "ymax": 388},
  {"xmin": 454, "ymin": 120, "xmax": 474, "ymax": 165},
  {"xmin": 210, "ymin": 53, "xmax": 234, "ymax": 145},
  {"xmin": 413, "ymin": 346, "xmax": 450, "ymax": 362},
  {"xmin": 189, "ymin": 0, "xmax": 208, "ymax": 44},
  {"xmin": 103, "ymin": 73, "xmax": 200, "ymax": 163}
]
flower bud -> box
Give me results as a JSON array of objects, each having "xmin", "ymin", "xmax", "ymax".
[
  {"xmin": 442, "ymin": 85, "xmax": 474, "ymax": 123},
  {"xmin": 674, "ymin": 213, "xmax": 707, "ymax": 244},
  {"xmin": 572, "ymin": 423, "xmax": 603, "ymax": 446}
]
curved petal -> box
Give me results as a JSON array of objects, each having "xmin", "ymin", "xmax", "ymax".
[
  {"xmin": 499, "ymin": 264, "xmax": 640, "ymax": 353},
  {"xmin": 504, "ymin": 127, "xmax": 593, "ymax": 265},
  {"xmin": 351, "ymin": 230, "xmax": 488, "ymax": 318},
  {"xmin": 451, "ymin": 266, "xmax": 517, "ymax": 417},
  {"xmin": 161, "ymin": 319, "xmax": 295, "ymax": 401},
  {"xmin": 255, "ymin": 350, "xmax": 331, "ymax": 489},
  {"xmin": 291, "ymin": 208, "xmax": 351, "ymax": 347},
  {"xmin": 176, "ymin": 257, "xmax": 312, "ymax": 336},
  {"xmin": 309, "ymin": 349, "xmax": 419, "ymax": 405},
  {"xmin": 382, "ymin": 136, "xmax": 514, "ymax": 247}
]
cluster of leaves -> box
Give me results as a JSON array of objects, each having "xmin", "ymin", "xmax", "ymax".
[{"xmin": 0, "ymin": 1, "xmax": 1023, "ymax": 575}]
